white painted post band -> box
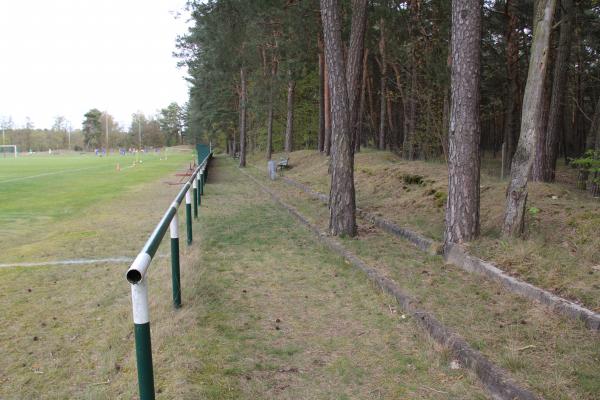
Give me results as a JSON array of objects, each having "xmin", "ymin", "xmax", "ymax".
[
  {"xmin": 131, "ymin": 278, "xmax": 150, "ymax": 324},
  {"xmin": 193, "ymin": 179, "xmax": 197, "ymax": 189},
  {"xmin": 185, "ymin": 190, "xmax": 191, "ymax": 205},
  {"xmin": 170, "ymin": 213, "xmax": 179, "ymax": 239}
]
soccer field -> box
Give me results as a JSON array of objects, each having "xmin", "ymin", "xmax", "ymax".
[
  {"xmin": 0, "ymin": 148, "xmax": 202, "ymax": 398},
  {"xmin": 0, "ymin": 150, "xmax": 195, "ymax": 264}
]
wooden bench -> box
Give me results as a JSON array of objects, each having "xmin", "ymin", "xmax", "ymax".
[{"xmin": 277, "ymin": 157, "xmax": 289, "ymax": 172}]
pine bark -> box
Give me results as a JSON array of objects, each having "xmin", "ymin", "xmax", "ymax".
[
  {"xmin": 266, "ymin": 55, "xmax": 277, "ymax": 160},
  {"xmin": 239, "ymin": 67, "xmax": 247, "ymax": 168},
  {"xmin": 324, "ymin": 57, "xmax": 332, "ymax": 155},
  {"xmin": 266, "ymin": 87, "xmax": 274, "ymax": 160},
  {"xmin": 502, "ymin": 0, "xmax": 520, "ymax": 178},
  {"xmin": 502, "ymin": 0, "xmax": 557, "ymax": 237},
  {"xmin": 318, "ymin": 35, "xmax": 326, "ymax": 152},
  {"xmin": 285, "ymin": 71, "xmax": 295, "ymax": 153},
  {"xmin": 404, "ymin": 0, "xmax": 420, "ymax": 160},
  {"xmin": 321, "ymin": 0, "xmax": 358, "ymax": 237},
  {"xmin": 542, "ymin": 0, "xmax": 574, "ymax": 181},
  {"xmin": 531, "ymin": 41, "xmax": 553, "ymax": 181},
  {"xmin": 444, "ymin": 0, "xmax": 482, "ymax": 245},
  {"xmin": 346, "ymin": 0, "xmax": 368, "ymax": 152},
  {"xmin": 378, "ymin": 18, "xmax": 387, "ymax": 150},
  {"xmin": 356, "ymin": 48, "xmax": 369, "ymax": 153}
]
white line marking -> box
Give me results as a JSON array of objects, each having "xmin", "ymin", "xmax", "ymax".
[
  {"xmin": 0, "ymin": 254, "xmax": 168, "ymax": 269},
  {"xmin": 0, "ymin": 165, "xmax": 107, "ymax": 184}
]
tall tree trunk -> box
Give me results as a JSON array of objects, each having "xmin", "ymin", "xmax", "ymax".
[
  {"xmin": 387, "ymin": 95, "xmax": 396, "ymax": 150},
  {"xmin": 239, "ymin": 66, "xmax": 247, "ymax": 168},
  {"xmin": 378, "ymin": 18, "xmax": 387, "ymax": 150},
  {"xmin": 266, "ymin": 53, "xmax": 277, "ymax": 160},
  {"xmin": 542, "ymin": 0, "xmax": 574, "ymax": 181},
  {"xmin": 266, "ymin": 87, "xmax": 274, "ymax": 160},
  {"xmin": 445, "ymin": 0, "xmax": 482, "ymax": 246},
  {"xmin": 366, "ymin": 66, "xmax": 377, "ymax": 144},
  {"xmin": 392, "ymin": 63, "xmax": 409, "ymax": 151},
  {"xmin": 405, "ymin": 62, "xmax": 418, "ymax": 159},
  {"xmin": 404, "ymin": 0, "xmax": 420, "ymax": 160},
  {"xmin": 574, "ymin": 20, "xmax": 586, "ymax": 155},
  {"xmin": 531, "ymin": 39, "xmax": 554, "ymax": 181},
  {"xmin": 285, "ymin": 71, "xmax": 295, "ymax": 153},
  {"xmin": 346, "ymin": 0, "xmax": 368, "ymax": 153},
  {"xmin": 320, "ymin": 0, "xmax": 358, "ymax": 237},
  {"xmin": 356, "ymin": 48, "xmax": 369, "ymax": 153},
  {"xmin": 324, "ymin": 56, "xmax": 332, "ymax": 155},
  {"xmin": 587, "ymin": 97, "xmax": 600, "ymax": 150},
  {"xmin": 502, "ymin": 0, "xmax": 520, "ymax": 178},
  {"xmin": 503, "ymin": 0, "xmax": 557, "ymax": 237},
  {"xmin": 318, "ymin": 34, "xmax": 326, "ymax": 152},
  {"xmin": 441, "ymin": 89, "xmax": 449, "ymax": 162}
]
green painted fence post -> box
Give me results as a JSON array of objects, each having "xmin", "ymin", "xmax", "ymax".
[
  {"xmin": 169, "ymin": 213, "xmax": 181, "ymax": 308},
  {"xmin": 185, "ymin": 189, "xmax": 192, "ymax": 245},
  {"xmin": 198, "ymin": 171, "xmax": 204, "ymax": 207},
  {"xmin": 200, "ymin": 170, "xmax": 205, "ymax": 196}
]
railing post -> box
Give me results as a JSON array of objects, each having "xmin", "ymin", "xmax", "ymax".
[
  {"xmin": 192, "ymin": 177, "xmax": 198, "ymax": 219},
  {"xmin": 169, "ymin": 213, "xmax": 181, "ymax": 308},
  {"xmin": 197, "ymin": 172, "xmax": 202, "ymax": 207},
  {"xmin": 185, "ymin": 189, "xmax": 192, "ymax": 245},
  {"xmin": 130, "ymin": 254, "xmax": 155, "ymax": 400},
  {"xmin": 200, "ymin": 170, "xmax": 204, "ymax": 197}
]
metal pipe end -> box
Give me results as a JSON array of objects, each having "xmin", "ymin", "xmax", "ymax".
[
  {"xmin": 126, "ymin": 253, "xmax": 152, "ymax": 284},
  {"xmin": 126, "ymin": 269, "xmax": 142, "ymax": 284}
]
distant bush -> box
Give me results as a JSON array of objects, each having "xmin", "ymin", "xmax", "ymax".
[{"xmin": 571, "ymin": 150, "xmax": 600, "ymax": 196}]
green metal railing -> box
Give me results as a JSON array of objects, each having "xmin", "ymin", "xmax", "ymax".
[{"xmin": 125, "ymin": 151, "xmax": 212, "ymax": 400}]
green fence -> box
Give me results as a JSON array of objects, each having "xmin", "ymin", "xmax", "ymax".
[{"xmin": 125, "ymin": 150, "xmax": 212, "ymax": 400}]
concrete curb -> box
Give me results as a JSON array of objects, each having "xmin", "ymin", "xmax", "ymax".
[
  {"xmin": 445, "ymin": 244, "xmax": 600, "ymax": 331},
  {"xmin": 279, "ymin": 175, "xmax": 600, "ymax": 332},
  {"xmin": 241, "ymin": 168, "xmax": 542, "ymax": 400},
  {"xmin": 281, "ymin": 177, "xmax": 440, "ymax": 254}
]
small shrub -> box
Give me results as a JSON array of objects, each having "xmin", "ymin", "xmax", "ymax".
[
  {"xmin": 402, "ymin": 174, "xmax": 424, "ymax": 185},
  {"xmin": 434, "ymin": 191, "xmax": 447, "ymax": 208}
]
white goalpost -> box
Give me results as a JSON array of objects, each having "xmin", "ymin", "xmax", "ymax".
[{"xmin": 0, "ymin": 145, "xmax": 17, "ymax": 158}]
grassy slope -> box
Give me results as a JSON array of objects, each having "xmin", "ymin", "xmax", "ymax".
[
  {"xmin": 0, "ymin": 155, "xmax": 486, "ymax": 398},
  {"xmin": 246, "ymin": 153, "xmax": 600, "ymax": 400},
  {"xmin": 257, "ymin": 149, "xmax": 600, "ymax": 312},
  {"xmin": 0, "ymin": 151, "xmax": 195, "ymax": 263}
]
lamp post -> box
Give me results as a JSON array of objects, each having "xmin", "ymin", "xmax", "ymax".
[
  {"xmin": 138, "ymin": 116, "xmax": 142, "ymax": 150},
  {"xmin": 105, "ymin": 111, "xmax": 109, "ymax": 155}
]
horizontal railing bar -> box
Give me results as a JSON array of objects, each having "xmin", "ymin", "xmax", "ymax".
[{"xmin": 126, "ymin": 156, "xmax": 209, "ymax": 285}]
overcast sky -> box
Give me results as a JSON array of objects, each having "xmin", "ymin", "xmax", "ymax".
[{"xmin": 0, "ymin": 0, "xmax": 191, "ymax": 130}]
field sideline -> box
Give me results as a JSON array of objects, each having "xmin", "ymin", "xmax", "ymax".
[{"xmin": 0, "ymin": 150, "xmax": 195, "ymax": 264}]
